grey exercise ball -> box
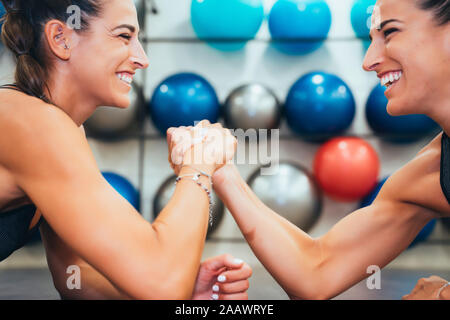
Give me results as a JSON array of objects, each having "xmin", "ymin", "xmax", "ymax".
[
  {"xmin": 85, "ymin": 84, "xmax": 144, "ymax": 137},
  {"xmin": 247, "ymin": 162, "xmax": 322, "ymax": 232},
  {"xmin": 153, "ymin": 175, "xmax": 225, "ymax": 237},
  {"xmin": 223, "ymin": 84, "xmax": 282, "ymax": 131}
]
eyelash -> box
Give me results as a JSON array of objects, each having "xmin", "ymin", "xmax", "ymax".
[
  {"xmin": 120, "ymin": 34, "xmax": 132, "ymax": 40},
  {"xmin": 383, "ymin": 28, "xmax": 398, "ymax": 38}
]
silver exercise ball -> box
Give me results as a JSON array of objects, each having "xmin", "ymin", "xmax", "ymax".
[
  {"xmin": 223, "ymin": 84, "xmax": 282, "ymax": 131},
  {"xmin": 85, "ymin": 84, "xmax": 144, "ymax": 137},
  {"xmin": 153, "ymin": 175, "xmax": 225, "ymax": 237},
  {"xmin": 247, "ymin": 162, "xmax": 322, "ymax": 232}
]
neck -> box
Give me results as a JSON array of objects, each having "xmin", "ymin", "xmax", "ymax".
[
  {"xmin": 426, "ymin": 91, "xmax": 450, "ymax": 137},
  {"xmin": 45, "ymin": 68, "xmax": 98, "ymax": 127}
]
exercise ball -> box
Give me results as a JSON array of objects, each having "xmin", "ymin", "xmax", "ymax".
[
  {"xmin": 247, "ymin": 162, "xmax": 322, "ymax": 232},
  {"xmin": 223, "ymin": 84, "xmax": 282, "ymax": 131},
  {"xmin": 191, "ymin": 0, "xmax": 264, "ymax": 51},
  {"xmin": 366, "ymin": 84, "xmax": 440, "ymax": 143},
  {"xmin": 85, "ymin": 84, "xmax": 144, "ymax": 138},
  {"xmin": 150, "ymin": 73, "xmax": 220, "ymax": 135},
  {"xmin": 0, "ymin": 3, "xmax": 5, "ymax": 34},
  {"xmin": 313, "ymin": 137, "xmax": 379, "ymax": 202},
  {"xmin": 360, "ymin": 176, "xmax": 437, "ymax": 248},
  {"xmin": 102, "ymin": 172, "xmax": 140, "ymax": 211},
  {"xmin": 351, "ymin": 0, "xmax": 377, "ymax": 39},
  {"xmin": 285, "ymin": 71, "xmax": 356, "ymax": 141},
  {"xmin": 268, "ymin": 0, "xmax": 332, "ymax": 55},
  {"xmin": 153, "ymin": 175, "xmax": 224, "ymax": 237}
]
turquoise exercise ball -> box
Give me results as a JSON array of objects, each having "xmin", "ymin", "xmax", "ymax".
[
  {"xmin": 0, "ymin": 2, "xmax": 6, "ymax": 35},
  {"xmin": 102, "ymin": 172, "xmax": 140, "ymax": 211},
  {"xmin": 351, "ymin": 0, "xmax": 377, "ymax": 39},
  {"xmin": 359, "ymin": 176, "xmax": 436, "ymax": 248},
  {"xmin": 150, "ymin": 72, "xmax": 220, "ymax": 135},
  {"xmin": 268, "ymin": 0, "xmax": 332, "ymax": 55},
  {"xmin": 191, "ymin": 0, "xmax": 264, "ymax": 51}
]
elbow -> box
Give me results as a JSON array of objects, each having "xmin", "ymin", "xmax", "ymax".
[{"xmin": 129, "ymin": 272, "xmax": 194, "ymax": 300}]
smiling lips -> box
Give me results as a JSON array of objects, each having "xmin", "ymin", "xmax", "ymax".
[
  {"xmin": 116, "ymin": 72, "xmax": 133, "ymax": 85},
  {"xmin": 380, "ymin": 70, "xmax": 402, "ymax": 88}
]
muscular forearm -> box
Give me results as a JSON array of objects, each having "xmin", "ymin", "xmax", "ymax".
[
  {"xmin": 213, "ymin": 165, "xmax": 324, "ymax": 299},
  {"xmin": 214, "ymin": 165, "xmax": 435, "ymax": 300},
  {"xmin": 149, "ymin": 165, "xmax": 213, "ymax": 299}
]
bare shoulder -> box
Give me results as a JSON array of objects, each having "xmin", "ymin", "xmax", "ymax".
[
  {"xmin": 378, "ymin": 132, "xmax": 449, "ymax": 217},
  {"xmin": 0, "ymin": 92, "xmax": 92, "ymax": 174}
]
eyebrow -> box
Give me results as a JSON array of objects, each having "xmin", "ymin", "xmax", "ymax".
[
  {"xmin": 369, "ymin": 19, "xmax": 402, "ymax": 40},
  {"xmin": 112, "ymin": 24, "xmax": 137, "ymax": 33}
]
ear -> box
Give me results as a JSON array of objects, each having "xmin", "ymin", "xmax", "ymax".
[{"xmin": 44, "ymin": 20, "xmax": 74, "ymax": 61}]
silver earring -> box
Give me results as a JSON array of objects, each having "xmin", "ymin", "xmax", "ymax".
[{"xmin": 64, "ymin": 43, "xmax": 70, "ymax": 50}]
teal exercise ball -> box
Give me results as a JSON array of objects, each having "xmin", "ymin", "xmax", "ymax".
[
  {"xmin": 351, "ymin": 0, "xmax": 377, "ymax": 39},
  {"xmin": 191, "ymin": 0, "xmax": 264, "ymax": 51},
  {"xmin": 268, "ymin": 0, "xmax": 332, "ymax": 55}
]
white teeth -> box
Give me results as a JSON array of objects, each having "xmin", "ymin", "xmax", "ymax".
[
  {"xmin": 380, "ymin": 71, "xmax": 402, "ymax": 88},
  {"xmin": 117, "ymin": 73, "xmax": 132, "ymax": 85}
]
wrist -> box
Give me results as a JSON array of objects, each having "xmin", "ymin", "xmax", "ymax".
[{"xmin": 438, "ymin": 282, "xmax": 450, "ymax": 300}]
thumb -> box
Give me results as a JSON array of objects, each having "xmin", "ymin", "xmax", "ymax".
[{"xmin": 203, "ymin": 254, "xmax": 244, "ymax": 272}]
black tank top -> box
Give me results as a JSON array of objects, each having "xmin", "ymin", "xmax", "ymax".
[
  {"xmin": 441, "ymin": 132, "xmax": 450, "ymax": 204},
  {"xmin": 0, "ymin": 84, "xmax": 42, "ymax": 262}
]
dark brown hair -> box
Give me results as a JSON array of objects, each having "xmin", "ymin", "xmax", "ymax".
[
  {"xmin": 417, "ymin": 0, "xmax": 450, "ymax": 25},
  {"xmin": 0, "ymin": 0, "xmax": 103, "ymax": 103}
]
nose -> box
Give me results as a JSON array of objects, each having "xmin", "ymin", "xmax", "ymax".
[
  {"xmin": 362, "ymin": 38, "xmax": 384, "ymax": 73},
  {"xmin": 130, "ymin": 39, "xmax": 149, "ymax": 70}
]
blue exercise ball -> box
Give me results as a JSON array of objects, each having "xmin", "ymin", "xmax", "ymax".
[
  {"xmin": 191, "ymin": 0, "xmax": 264, "ymax": 51},
  {"xmin": 0, "ymin": 2, "xmax": 6, "ymax": 34},
  {"xmin": 150, "ymin": 73, "xmax": 220, "ymax": 135},
  {"xmin": 285, "ymin": 71, "xmax": 356, "ymax": 141},
  {"xmin": 102, "ymin": 172, "xmax": 140, "ymax": 211},
  {"xmin": 268, "ymin": 0, "xmax": 332, "ymax": 55},
  {"xmin": 351, "ymin": 0, "xmax": 377, "ymax": 39},
  {"xmin": 360, "ymin": 176, "xmax": 436, "ymax": 248},
  {"xmin": 366, "ymin": 84, "xmax": 440, "ymax": 143}
]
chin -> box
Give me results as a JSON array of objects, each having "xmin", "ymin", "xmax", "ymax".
[{"xmin": 386, "ymin": 97, "xmax": 416, "ymax": 116}]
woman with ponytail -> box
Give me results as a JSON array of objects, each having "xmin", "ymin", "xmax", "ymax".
[{"xmin": 0, "ymin": 0, "xmax": 251, "ymax": 300}]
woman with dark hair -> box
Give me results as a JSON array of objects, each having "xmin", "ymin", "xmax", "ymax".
[
  {"xmin": 169, "ymin": 0, "xmax": 450, "ymax": 299},
  {"xmin": 0, "ymin": 0, "xmax": 252, "ymax": 300}
]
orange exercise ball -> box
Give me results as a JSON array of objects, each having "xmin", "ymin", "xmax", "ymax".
[{"xmin": 313, "ymin": 137, "xmax": 380, "ymax": 202}]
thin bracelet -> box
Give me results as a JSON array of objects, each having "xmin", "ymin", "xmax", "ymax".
[
  {"xmin": 436, "ymin": 282, "xmax": 450, "ymax": 299},
  {"xmin": 181, "ymin": 165, "xmax": 213, "ymax": 186},
  {"xmin": 175, "ymin": 176, "xmax": 214, "ymax": 227}
]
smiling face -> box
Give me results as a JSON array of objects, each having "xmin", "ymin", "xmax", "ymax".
[
  {"xmin": 363, "ymin": 0, "xmax": 450, "ymax": 117},
  {"xmin": 68, "ymin": 0, "xmax": 149, "ymax": 109}
]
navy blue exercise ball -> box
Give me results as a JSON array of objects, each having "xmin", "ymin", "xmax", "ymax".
[
  {"xmin": 285, "ymin": 71, "xmax": 356, "ymax": 141},
  {"xmin": 150, "ymin": 73, "xmax": 220, "ymax": 135},
  {"xmin": 102, "ymin": 172, "xmax": 140, "ymax": 211},
  {"xmin": 268, "ymin": 0, "xmax": 332, "ymax": 55},
  {"xmin": 0, "ymin": 2, "xmax": 5, "ymax": 34},
  {"xmin": 191, "ymin": 0, "xmax": 264, "ymax": 51},
  {"xmin": 360, "ymin": 176, "xmax": 436, "ymax": 248},
  {"xmin": 351, "ymin": 0, "xmax": 377, "ymax": 39},
  {"xmin": 366, "ymin": 84, "xmax": 440, "ymax": 143}
]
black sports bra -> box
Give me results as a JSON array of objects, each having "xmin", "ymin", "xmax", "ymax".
[{"xmin": 441, "ymin": 132, "xmax": 450, "ymax": 204}]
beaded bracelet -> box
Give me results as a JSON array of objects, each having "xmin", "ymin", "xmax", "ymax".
[
  {"xmin": 181, "ymin": 165, "xmax": 213, "ymax": 187},
  {"xmin": 175, "ymin": 174, "xmax": 214, "ymax": 227}
]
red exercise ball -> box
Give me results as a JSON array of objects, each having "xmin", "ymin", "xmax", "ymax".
[{"xmin": 313, "ymin": 137, "xmax": 380, "ymax": 202}]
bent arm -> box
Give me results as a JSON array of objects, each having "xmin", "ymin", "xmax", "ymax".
[
  {"xmin": 214, "ymin": 165, "xmax": 436, "ymax": 299},
  {"xmin": 0, "ymin": 104, "xmax": 211, "ymax": 299}
]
